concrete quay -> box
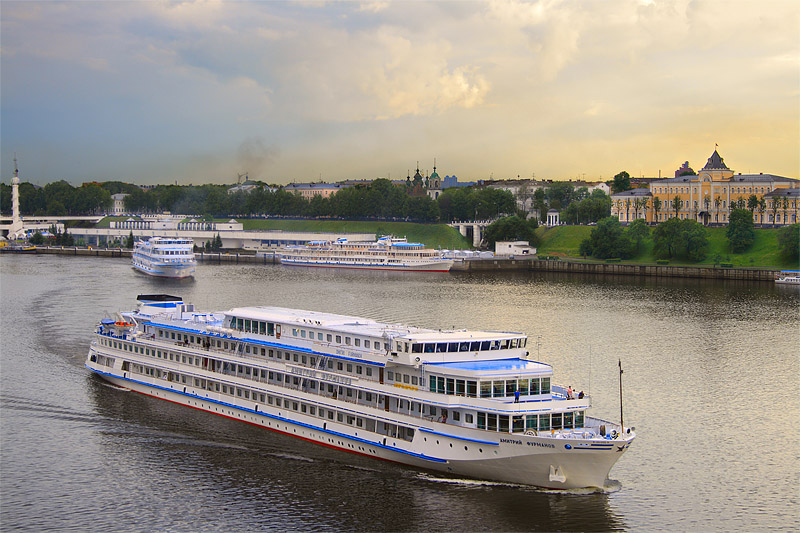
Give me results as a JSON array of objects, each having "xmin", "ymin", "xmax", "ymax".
[{"xmin": 7, "ymin": 246, "xmax": 780, "ymax": 281}]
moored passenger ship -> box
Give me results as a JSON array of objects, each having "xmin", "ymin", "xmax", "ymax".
[
  {"xmin": 132, "ymin": 237, "xmax": 196, "ymax": 278},
  {"xmin": 86, "ymin": 295, "xmax": 634, "ymax": 489},
  {"xmin": 278, "ymin": 237, "xmax": 454, "ymax": 272}
]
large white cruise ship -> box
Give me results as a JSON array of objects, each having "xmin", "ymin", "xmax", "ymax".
[
  {"xmin": 132, "ymin": 237, "xmax": 196, "ymax": 278},
  {"xmin": 86, "ymin": 295, "xmax": 635, "ymax": 489},
  {"xmin": 278, "ymin": 237, "xmax": 454, "ymax": 272}
]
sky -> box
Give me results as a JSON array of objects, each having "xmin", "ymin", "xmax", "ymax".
[{"xmin": 1, "ymin": 0, "xmax": 798, "ymax": 186}]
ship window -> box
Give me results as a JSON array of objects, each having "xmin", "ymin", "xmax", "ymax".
[
  {"xmin": 506, "ymin": 380, "xmax": 516, "ymax": 396},
  {"xmin": 480, "ymin": 382, "xmax": 491, "ymax": 398},
  {"xmin": 244, "ymin": 320, "xmax": 251, "ymax": 332},
  {"xmin": 327, "ymin": 411, "xmax": 334, "ymax": 420},
  {"xmin": 459, "ymin": 341, "xmax": 470, "ymax": 351},
  {"xmin": 327, "ymin": 360, "xmax": 334, "ymax": 369},
  {"xmin": 477, "ymin": 412, "xmax": 486, "ymax": 429},
  {"xmin": 487, "ymin": 414, "xmax": 497, "ymax": 431},
  {"xmin": 302, "ymin": 355, "xmax": 307, "ymax": 364},
  {"xmin": 259, "ymin": 322, "xmax": 266, "ymax": 335},
  {"xmin": 301, "ymin": 330, "xmax": 307, "ymax": 338},
  {"xmin": 551, "ymin": 413, "xmax": 563, "ymax": 430},
  {"xmin": 356, "ymin": 366, "xmax": 362, "ymax": 375},
  {"xmin": 541, "ymin": 377, "xmax": 551, "ymax": 394},
  {"xmin": 480, "ymin": 341, "xmax": 490, "ymax": 351},
  {"xmin": 448, "ymin": 342, "xmax": 460, "ymax": 352},
  {"xmin": 470, "ymin": 341, "xmax": 480, "ymax": 351},
  {"xmin": 437, "ymin": 377, "xmax": 445, "ymax": 394},
  {"xmin": 337, "ymin": 362, "xmax": 343, "ymax": 371},
  {"xmin": 354, "ymin": 338, "xmax": 361, "ymax": 347},
  {"xmin": 327, "ymin": 334, "xmax": 332, "ymax": 342},
  {"xmin": 512, "ymin": 416, "xmax": 524, "ymax": 433},
  {"xmin": 346, "ymin": 364, "xmax": 353, "ymax": 372},
  {"xmin": 467, "ymin": 381, "xmax": 477, "ymax": 397},
  {"xmin": 261, "ymin": 348, "xmax": 266, "ymax": 356},
  {"xmin": 293, "ymin": 402, "xmax": 298, "ymax": 410},
  {"xmin": 412, "ymin": 344, "xmax": 423, "ymax": 353},
  {"xmin": 237, "ymin": 318, "xmax": 244, "ymax": 330},
  {"xmin": 274, "ymin": 398, "xmax": 281, "ymax": 407},
  {"xmin": 411, "ymin": 376, "xmax": 418, "ymax": 385},
  {"xmin": 345, "ymin": 337, "xmax": 351, "ymax": 345},
  {"xmin": 500, "ymin": 340, "xmax": 509, "ymax": 349},
  {"xmin": 564, "ymin": 412, "xmax": 574, "ymax": 429},
  {"xmin": 446, "ymin": 378, "xmax": 455, "ymax": 394},
  {"xmin": 576, "ymin": 411, "xmax": 584, "ymax": 427},
  {"xmin": 466, "ymin": 413, "xmax": 474, "ymax": 424},
  {"xmin": 517, "ymin": 379, "xmax": 528, "ymax": 395},
  {"xmin": 491, "ymin": 340, "xmax": 500, "ymax": 350},
  {"xmin": 366, "ymin": 368, "xmax": 373, "ymax": 377},
  {"xmin": 267, "ymin": 323, "xmax": 275, "ymax": 335},
  {"xmin": 526, "ymin": 415, "xmax": 538, "ymax": 430},
  {"xmin": 403, "ymin": 374, "xmax": 410, "ymax": 384},
  {"xmin": 429, "ymin": 375, "xmax": 435, "ymax": 391},
  {"xmin": 492, "ymin": 381, "xmax": 504, "ymax": 397},
  {"xmin": 430, "ymin": 406, "xmax": 437, "ymax": 416},
  {"xmin": 365, "ymin": 340, "xmax": 371, "ymax": 349},
  {"xmin": 456, "ymin": 380, "xmax": 465, "ymax": 396},
  {"xmin": 499, "ymin": 416, "xmax": 510, "ymax": 433},
  {"xmin": 301, "ymin": 404, "xmax": 307, "ymax": 413},
  {"xmin": 337, "ymin": 413, "xmax": 344, "ymax": 422},
  {"xmin": 285, "ymin": 353, "xmax": 290, "ymax": 361},
  {"xmin": 389, "ymin": 371, "xmax": 395, "ymax": 381},
  {"xmin": 424, "ymin": 343, "xmax": 435, "ymax": 353},
  {"xmin": 317, "ymin": 333, "xmax": 323, "ymax": 341},
  {"xmin": 530, "ymin": 378, "xmax": 540, "ymax": 395}
]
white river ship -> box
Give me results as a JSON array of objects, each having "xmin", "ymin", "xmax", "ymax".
[
  {"xmin": 278, "ymin": 237, "xmax": 454, "ymax": 272},
  {"xmin": 86, "ymin": 295, "xmax": 635, "ymax": 489},
  {"xmin": 132, "ymin": 237, "xmax": 196, "ymax": 278}
]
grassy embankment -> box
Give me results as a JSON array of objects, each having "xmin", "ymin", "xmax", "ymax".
[{"xmin": 535, "ymin": 225, "xmax": 798, "ymax": 269}]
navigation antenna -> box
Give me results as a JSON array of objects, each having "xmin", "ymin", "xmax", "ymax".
[{"xmin": 618, "ymin": 359, "xmax": 625, "ymax": 431}]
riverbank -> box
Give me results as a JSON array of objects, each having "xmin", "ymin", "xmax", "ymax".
[{"xmin": 13, "ymin": 246, "xmax": 781, "ymax": 281}]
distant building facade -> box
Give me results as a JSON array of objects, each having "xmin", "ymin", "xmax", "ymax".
[
  {"xmin": 283, "ymin": 182, "xmax": 342, "ymax": 199},
  {"xmin": 111, "ymin": 193, "xmax": 129, "ymax": 215},
  {"xmin": 611, "ymin": 149, "xmax": 799, "ymax": 225}
]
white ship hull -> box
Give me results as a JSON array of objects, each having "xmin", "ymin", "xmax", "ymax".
[
  {"xmin": 133, "ymin": 262, "xmax": 196, "ymax": 279},
  {"xmin": 88, "ymin": 361, "xmax": 630, "ymax": 489},
  {"xmin": 279, "ymin": 258, "xmax": 454, "ymax": 272}
]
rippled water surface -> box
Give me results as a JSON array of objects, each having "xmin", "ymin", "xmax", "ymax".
[{"xmin": 1, "ymin": 255, "xmax": 798, "ymax": 531}]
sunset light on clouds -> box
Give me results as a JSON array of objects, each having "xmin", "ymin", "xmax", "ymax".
[{"xmin": 1, "ymin": 0, "xmax": 798, "ymax": 185}]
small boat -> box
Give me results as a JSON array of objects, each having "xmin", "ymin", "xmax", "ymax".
[
  {"xmin": 85, "ymin": 294, "xmax": 635, "ymax": 489},
  {"xmin": 278, "ymin": 236, "xmax": 454, "ymax": 272},
  {"xmin": 132, "ymin": 237, "xmax": 196, "ymax": 278},
  {"xmin": 774, "ymin": 271, "xmax": 800, "ymax": 285}
]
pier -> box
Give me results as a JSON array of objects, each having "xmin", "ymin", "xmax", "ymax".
[{"xmin": 10, "ymin": 246, "xmax": 780, "ymax": 281}]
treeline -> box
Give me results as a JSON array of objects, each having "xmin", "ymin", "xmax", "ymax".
[{"xmin": 1, "ymin": 178, "xmax": 517, "ymax": 223}]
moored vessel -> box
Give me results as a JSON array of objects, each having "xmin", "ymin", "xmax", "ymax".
[
  {"xmin": 774, "ymin": 271, "xmax": 800, "ymax": 285},
  {"xmin": 85, "ymin": 294, "xmax": 635, "ymax": 489},
  {"xmin": 278, "ymin": 236, "xmax": 453, "ymax": 272},
  {"xmin": 132, "ymin": 237, "xmax": 196, "ymax": 278}
]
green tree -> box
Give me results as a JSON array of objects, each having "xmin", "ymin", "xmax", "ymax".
[
  {"xmin": 611, "ymin": 171, "xmax": 631, "ymax": 194},
  {"xmin": 126, "ymin": 231, "xmax": 134, "ymax": 249},
  {"xmin": 652, "ymin": 196, "xmax": 662, "ymax": 222},
  {"xmin": 653, "ymin": 218, "xmax": 708, "ymax": 261},
  {"xmin": 671, "ymin": 195, "xmax": 681, "ymax": 218},
  {"xmin": 626, "ymin": 219, "xmax": 650, "ymax": 253},
  {"xmin": 483, "ymin": 216, "xmax": 540, "ymax": 249},
  {"xmin": 578, "ymin": 217, "xmax": 634, "ymax": 259},
  {"xmin": 726, "ymin": 209, "xmax": 756, "ymax": 253},
  {"xmin": 747, "ymin": 194, "xmax": 759, "ymax": 214},
  {"xmin": 29, "ymin": 231, "xmax": 44, "ymax": 245},
  {"xmin": 776, "ymin": 224, "xmax": 799, "ymax": 261},
  {"xmin": 214, "ymin": 233, "xmax": 223, "ymax": 251}
]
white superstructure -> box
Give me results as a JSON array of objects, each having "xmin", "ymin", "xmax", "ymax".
[
  {"xmin": 775, "ymin": 271, "xmax": 800, "ymax": 285},
  {"xmin": 132, "ymin": 237, "xmax": 196, "ymax": 278},
  {"xmin": 86, "ymin": 295, "xmax": 635, "ymax": 489},
  {"xmin": 278, "ymin": 237, "xmax": 454, "ymax": 272}
]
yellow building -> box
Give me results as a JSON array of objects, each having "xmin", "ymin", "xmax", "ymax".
[{"xmin": 612, "ymin": 150, "xmax": 799, "ymax": 226}]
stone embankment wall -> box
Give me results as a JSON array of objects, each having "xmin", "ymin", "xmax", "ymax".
[{"xmin": 16, "ymin": 247, "xmax": 780, "ymax": 281}]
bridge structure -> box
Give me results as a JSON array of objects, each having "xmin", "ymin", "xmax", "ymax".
[{"xmin": 448, "ymin": 220, "xmax": 493, "ymax": 248}]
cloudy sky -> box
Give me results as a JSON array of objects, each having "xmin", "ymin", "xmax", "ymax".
[{"xmin": 1, "ymin": 0, "xmax": 798, "ymax": 186}]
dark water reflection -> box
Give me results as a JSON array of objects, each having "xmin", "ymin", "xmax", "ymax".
[{"xmin": 1, "ymin": 255, "xmax": 797, "ymax": 531}]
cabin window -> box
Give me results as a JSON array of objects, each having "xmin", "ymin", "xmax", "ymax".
[
  {"xmin": 487, "ymin": 414, "xmax": 498, "ymax": 431},
  {"xmin": 354, "ymin": 339, "xmax": 361, "ymax": 347},
  {"xmin": 505, "ymin": 380, "xmax": 516, "ymax": 396},
  {"xmin": 403, "ymin": 374, "xmax": 409, "ymax": 384},
  {"xmin": 336, "ymin": 335, "xmax": 342, "ymax": 343},
  {"xmin": 346, "ymin": 363, "xmax": 353, "ymax": 373},
  {"xmin": 477, "ymin": 412, "xmax": 486, "ymax": 429},
  {"xmin": 526, "ymin": 415, "xmax": 538, "ymax": 430},
  {"xmin": 517, "ymin": 379, "xmax": 528, "ymax": 395},
  {"xmin": 551, "ymin": 413, "xmax": 563, "ymax": 430},
  {"xmin": 327, "ymin": 334, "xmax": 332, "ymax": 342},
  {"xmin": 453, "ymin": 411, "xmax": 461, "ymax": 422},
  {"xmin": 480, "ymin": 382, "xmax": 492, "ymax": 398},
  {"xmin": 411, "ymin": 376, "xmax": 418, "ymax": 386},
  {"xmin": 365, "ymin": 340, "xmax": 371, "ymax": 349},
  {"xmin": 491, "ymin": 340, "xmax": 500, "ymax": 350},
  {"xmin": 356, "ymin": 366, "xmax": 362, "ymax": 375},
  {"xmin": 564, "ymin": 412, "xmax": 574, "ymax": 429},
  {"xmin": 576, "ymin": 411, "xmax": 584, "ymax": 427},
  {"xmin": 448, "ymin": 342, "xmax": 460, "ymax": 352},
  {"xmin": 237, "ymin": 318, "xmax": 244, "ymax": 330},
  {"xmin": 388, "ymin": 371, "xmax": 395, "ymax": 381},
  {"xmin": 267, "ymin": 323, "xmax": 275, "ymax": 335},
  {"xmin": 345, "ymin": 337, "xmax": 351, "ymax": 345},
  {"xmin": 539, "ymin": 415, "xmax": 550, "ymax": 431},
  {"xmin": 446, "ymin": 378, "xmax": 455, "ymax": 394},
  {"xmin": 530, "ymin": 378, "xmax": 540, "ymax": 395},
  {"xmin": 492, "ymin": 381, "xmax": 504, "ymax": 397},
  {"xmin": 470, "ymin": 341, "xmax": 480, "ymax": 351},
  {"xmin": 301, "ymin": 330, "xmax": 307, "ymax": 338},
  {"xmin": 244, "ymin": 320, "xmax": 251, "ymax": 332},
  {"xmin": 317, "ymin": 333, "xmax": 323, "ymax": 341},
  {"xmin": 456, "ymin": 380, "xmax": 465, "ymax": 396},
  {"xmin": 437, "ymin": 377, "xmax": 445, "ymax": 394},
  {"xmin": 412, "ymin": 344, "xmax": 423, "ymax": 353},
  {"xmin": 366, "ymin": 368, "xmax": 373, "ymax": 377},
  {"xmin": 259, "ymin": 322, "xmax": 266, "ymax": 335},
  {"xmin": 541, "ymin": 377, "xmax": 551, "ymax": 394},
  {"xmin": 424, "ymin": 343, "xmax": 435, "ymax": 353},
  {"xmin": 480, "ymin": 341, "xmax": 490, "ymax": 351},
  {"xmin": 512, "ymin": 416, "xmax": 524, "ymax": 433},
  {"xmin": 459, "ymin": 341, "xmax": 470, "ymax": 352}
]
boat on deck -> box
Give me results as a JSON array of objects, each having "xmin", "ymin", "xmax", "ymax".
[
  {"xmin": 85, "ymin": 294, "xmax": 635, "ymax": 489},
  {"xmin": 132, "ymin": 237, "xmax": 196, "ymax": 278},
  {"xmin": 278, "ymin": 236, "xmax": 454, "ymax": 272}
]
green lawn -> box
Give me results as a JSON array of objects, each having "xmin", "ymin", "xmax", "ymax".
[{"xmin": 536, "ymin": 225, "xmax": 798, "ymax": 269}]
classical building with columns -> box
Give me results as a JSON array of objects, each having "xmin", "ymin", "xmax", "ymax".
[{"xmin": 612, "ymin": 150, "xmax": 799, "ymax": 226}]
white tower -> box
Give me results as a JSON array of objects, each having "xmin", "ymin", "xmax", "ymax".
[{"xmin": 10, "ymin": 156, "xmax": 24, "ymax": 239}]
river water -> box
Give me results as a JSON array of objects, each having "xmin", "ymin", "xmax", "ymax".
[{"xmin": 1, "ymin": 254, "xmax": 798, "ymax": 531}]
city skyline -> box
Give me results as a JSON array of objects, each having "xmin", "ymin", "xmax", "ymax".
[{"xmin": 1, "ymin": 0, "xmax": 798, "ymax": 186}]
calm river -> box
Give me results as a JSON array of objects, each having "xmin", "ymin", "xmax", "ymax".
[{"xmin": 1, "ymin": 254, "xmax": 798, "ymax": 531}]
